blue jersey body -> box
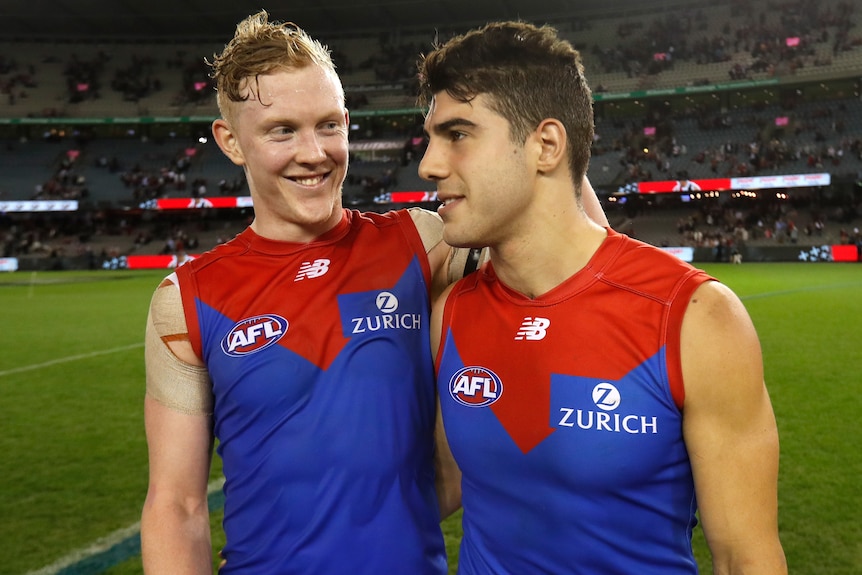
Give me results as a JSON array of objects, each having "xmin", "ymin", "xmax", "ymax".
[
  {"xmin": 176, "ymin": 209, "xmax": 447, "ymax": 574},
  {"xmin": 436, "ymin": 229, "xmax": 713, "ymax": 574}
]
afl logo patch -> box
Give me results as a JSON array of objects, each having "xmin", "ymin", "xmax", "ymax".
[
  {"xmin": 449, "ymin": 366, "xmax": 503, "ymax": 408},
  {"xmin": 221, "ymin": 314, "xmax": 288, "ymax": 357}
]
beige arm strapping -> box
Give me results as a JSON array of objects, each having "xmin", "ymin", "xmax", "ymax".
[
  {"xmin": 408, "ymin": 207, "xmax": 444, "ymax": 252},
  {"xmin": 408, "ymin": 207, "xmax": 488, "ymax": 284},
  {"xmin": 145, "ymin": 279, "xmax": 213, "ymax": 416}
]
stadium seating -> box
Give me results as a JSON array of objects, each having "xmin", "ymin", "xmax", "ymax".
[{"xmin": 2, "ymin": 0, "xmax": 860, "ymax": 264}]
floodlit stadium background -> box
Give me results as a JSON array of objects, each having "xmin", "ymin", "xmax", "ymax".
[{"xmin": 1, "ymin": 1, "xmax": 861, "ymax": 573}]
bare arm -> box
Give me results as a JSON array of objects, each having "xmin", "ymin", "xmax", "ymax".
[
  {"xmin": 141, "ymin": 394, "xmax": 214, "ymax": 574},
  {"xmin": 431, "ymin": 284, "xmax": 462, "ymax": 518},
  {"xmin": 681, "ymin": 281, "xmax": 787, "ymax": 575},
  {"xmin": 141, "ymin": 284, "xmax": 215, "ymax": 574},
  {"xmin": 433, "ymin": 396, "xmax": 462, "ymax": 519}
]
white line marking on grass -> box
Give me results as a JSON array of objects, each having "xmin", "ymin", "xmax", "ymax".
[
  {"xmin": 23, "ymin": 523, "xmax": 143, "ymax": 575},
  {"xmin": 0, "ymin": 343, "xmax": 143, "ymax": 378},
  {"xmin": 739, "ymin": 281, "xmax": 862, "ymax": 302},
  {"xmin": 23, "ymin": 478, "xmax": 225, "ymax": 575}
]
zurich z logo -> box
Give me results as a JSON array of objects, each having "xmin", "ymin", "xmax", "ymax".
[
  {"xmin": 592, "ymin": 382, "xmax": 621, "ymax": 411},
  {"xmin": 221, "ymin": 314, "xmax": 288, "ymax": 357},
  {"xmin": 375, "ymin": 291, "xmax": 398, "ymax": 313},
  {"xmin": 449, "ymin": 366, "xmax": 503, "ymax": 407}
]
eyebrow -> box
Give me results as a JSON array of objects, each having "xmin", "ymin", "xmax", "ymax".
[{"xmin": 424, "ymin": 117, "xmax": 478, "ymax": 137}]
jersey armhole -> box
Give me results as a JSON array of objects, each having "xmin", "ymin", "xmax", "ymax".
[
  {"xmin": 173, "ymin": 266, "xmax": 204, "ymax": 360},
  {"xmin": 434, "ymin": 287, "xmax": 461, "ymax": 372},
  {"xmin": 399, "ymin": 208, "xmax": 437, "ymax": 288}
]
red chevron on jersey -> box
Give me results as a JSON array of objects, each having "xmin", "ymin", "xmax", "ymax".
[
  {"xmin": 176, "ymin": 210, "xmax": 432, "ymax": 370},
  {"xmin": 438, "ymin": 228, "xmax": 713, "ymax": 455}
]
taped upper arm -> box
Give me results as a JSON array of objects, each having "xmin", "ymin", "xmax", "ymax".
[
  {"xmin": 145, "ymin": 278, "xmax": 213, "ymax": 416},
  {"xmin": 408, "ymin": 207, "xmax": 444, "ymax": 253}
]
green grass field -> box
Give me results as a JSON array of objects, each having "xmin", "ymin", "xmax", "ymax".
[{"xmin": 1, "ymin": 263, "xmax": 860, "ymax": 574}]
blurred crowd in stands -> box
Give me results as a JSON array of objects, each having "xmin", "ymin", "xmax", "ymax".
[
  {"xmin": 591, "ymin": 0, "xmax": 858, "ymax": 88},
  {"xmin": 1, "ymin": 0, "xmax": 857, "ymax": 113},
  {"xmin": 1, "ymin": 0, "xmax": 861, "ymax": 265},
  {"xmin": 592, "ymin": 98, "xmax": 862, "ymax": 186},
  {"xmin": 668, "ymin": 195, "xmax": 861, "ymax": 251}
]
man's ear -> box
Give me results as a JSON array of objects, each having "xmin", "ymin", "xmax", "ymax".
[
  {"xmin": 212, "ymin": 118, "xmax": 245, "ymax": 167},
  {"xmin": 534, "ymin": 118, "xmax": 567, "ymax": 174}
]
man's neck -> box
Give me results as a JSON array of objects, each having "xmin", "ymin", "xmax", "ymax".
[{"xmin": 489, "ymin": 209, "xmax": 607, "ymax": 299}]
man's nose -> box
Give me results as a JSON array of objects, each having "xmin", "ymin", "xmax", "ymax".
[
  {"xmin": 296, "ymin": 131, "xmax": 327, "ymax": 164},
  {"xmin": 418, "ymin": 139, "xmax": 445, "ymax": 182}
]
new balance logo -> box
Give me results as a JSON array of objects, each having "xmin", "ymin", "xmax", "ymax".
[
  {"xmin": 514, "ymin": 317, "xmax": 550, "ymax": 341},
  {"xmin": 295, "ymin": 259, "xmax": 331, "ymax": 281}
]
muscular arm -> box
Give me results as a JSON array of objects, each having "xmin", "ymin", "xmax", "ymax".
[
  {"xmin": 141, "ymin": 282, "xmax": 215, "ymax": 574},
  {"xmin": 430, "ymin": 285, "xmax": 462, "ymax": 518},
  {"xmin": 142, "ymin": 397, "xmax": 214, "ymax": 574},
  {"xmin": 680, "ymin": 282, "xmax": 787, "ymax": 575},
  {"xmin": 433, "ymin": 396, "xmax": 462, "ymax": 519}
]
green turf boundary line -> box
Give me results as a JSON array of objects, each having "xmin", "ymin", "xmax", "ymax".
[{"xmin": 38, "ymin": 490, "xmax": 224, "ymax": 575}]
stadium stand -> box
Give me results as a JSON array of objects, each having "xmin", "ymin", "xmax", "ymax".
[{"xmin": 1, "ymin": 0, "xmax": 860, "ymax": 267}]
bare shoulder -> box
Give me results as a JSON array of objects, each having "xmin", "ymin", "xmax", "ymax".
[
  {"xmin": 407, "ymin": 207, "xmax": 443, "ymax": 253},
  {"xmin": 683, "ymin": 280, "xmax": 758, "ymax": 347},
  {"xmin": 681, "ymin": 280, "xmax": 785, "ymax": 574},
  {"xmin": 681, "ymin": 280, "xmax": 764, "ymax": 410}
]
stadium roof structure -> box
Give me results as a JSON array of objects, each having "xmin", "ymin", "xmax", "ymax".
[{"xmin": 0, "ymin": 0, "xmax": 660, "ymax": 41}]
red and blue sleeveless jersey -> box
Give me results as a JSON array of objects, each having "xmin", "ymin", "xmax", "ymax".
[
  {"xmin": 174, "ymin": 209, "xmax": 447, "ymax": 574},
  {"xmin": 436, "ymin": 229, "xmax": 713, "ymax": 574}
]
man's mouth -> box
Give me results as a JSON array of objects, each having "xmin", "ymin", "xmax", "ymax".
[
  {"xmin": 292, "ymin": 174, "xmax": 326, "ymax": 186},
  {"xmin": 438, "ymin": 194, "xmax": 463, "ymax": 206},
  {"xmin": 437, "ymin": 195, "xmax": 463, "ymax": 215}
]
